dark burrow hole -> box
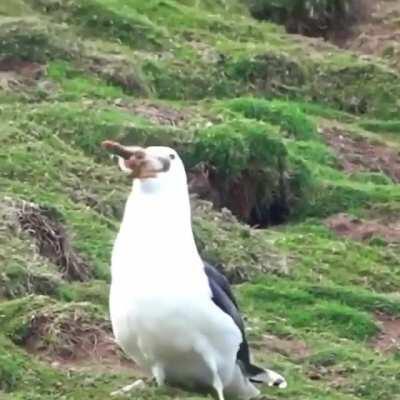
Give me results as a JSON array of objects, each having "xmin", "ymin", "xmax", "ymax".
[
  {"xmin": 188, "ymin": 162, "xmax": 290, "ymax": 228},
  {"xmin": 248, "ymin": 200, "xmax": 290, "ymax": 228},
  {"xmin": 248, "ymin": 0, "xmax": 369, "ymax": 44}
]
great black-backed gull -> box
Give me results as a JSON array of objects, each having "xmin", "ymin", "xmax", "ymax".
[{"xmin": 103, "ymin": 141, "xmax": 287, "ymax": 399}]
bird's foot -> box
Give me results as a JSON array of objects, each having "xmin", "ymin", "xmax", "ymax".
[
  {"xmin": 265, "ymin": 369, "xmax": 287, "ymax": 389},
  {"xmin": 110, "ymin": 379, "xmax": 147, "ymax": 397}
]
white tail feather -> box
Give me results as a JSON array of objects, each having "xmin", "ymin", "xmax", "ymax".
[{"xmin": 250, "ymin": 369, "xmax": 287, "ymax": 389}]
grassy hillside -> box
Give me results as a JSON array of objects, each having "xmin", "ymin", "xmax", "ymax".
[{"xmin": 1, "ymin": 1, "xmax": 400, "ymax": 399}]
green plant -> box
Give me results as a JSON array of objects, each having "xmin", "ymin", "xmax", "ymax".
[
  {"xmin": 225, "ymin": 97, "xmax": 318, "ymax": 140},
  {"xmin": 191, "ymin": 119, "xmax": 286, "ymax": 176}
]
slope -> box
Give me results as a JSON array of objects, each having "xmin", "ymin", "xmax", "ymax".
[{"xmin": 1, "ymin": 1, "xmax": 400, "ymax": 399}]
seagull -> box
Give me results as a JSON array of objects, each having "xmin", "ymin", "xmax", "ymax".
[{"xmin": 103, "ymin": 141, "xmax": 287, "ymax": 400}]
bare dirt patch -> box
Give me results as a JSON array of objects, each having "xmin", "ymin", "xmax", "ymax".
[
  {"xmin": 259, "ymin": 335, "xmax": 353, "ymax": 388},
  {"xmin": 22, "ymin": 302, "xmax": 136, "ymax": 374},
  {"xmin": 43, "ymin": 341, "xmax": 136, "ymax": 374},
  {"xmin": 307, "ymin": 365, "xmax": 351, "ymax": 390},
  {"xmin": 30, "ymin": 331, "xmax": 135, "ymax": 374},
  {"xmin": 132, "ymin": 103, "xmax": 188, "ymax": 126},
  {"xmin": 0, "ymin": 57, "xmax": 45, "ymax": 90},
  {"xmin": 321, "ymin": 126, "xmax": 400, "ymax": 183},
  {"xmin": 188, "ymin": 39, "xmax": 222, "ymax": 64},
  {"xmin": 261, "ymin": 334, "xmax": 311, "ymax": 362},
  {"xmin": 340, "ymin": 1, "xmax": 400, "ymax": 69},
  {"xmin": 325, "ymin": 213, "xmax": 400, "ymax": 243},
  {"xmin": 373, "ymin": 313, "xmax": 400, "ymax": 354}
]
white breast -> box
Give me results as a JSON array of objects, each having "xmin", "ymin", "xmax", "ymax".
[{"xmin": 109, "ymin": 177, "xmax": 242, "ymax": 388}]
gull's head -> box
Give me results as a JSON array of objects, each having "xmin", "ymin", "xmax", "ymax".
[{"xmin": 102, "ymin": 140, "xmax": 187, "ymax": 193}]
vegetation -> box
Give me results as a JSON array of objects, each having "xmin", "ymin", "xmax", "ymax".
[{"xmin": 1, "ymin": 0, "xmax": 400, "ymax": 399}]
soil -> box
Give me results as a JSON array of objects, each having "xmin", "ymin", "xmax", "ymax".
[
  {"xmin": 188, "ymin": 162, "xmax": 290, "ymax": 228},
  {"xmin": 132, "ymin": 103, "xmax": 187, "ymax": 126},
  {"xmin": 22, "ymin": 307, "xmax": 139, "ymax": 374},
  {"xmin": 0, "ymin": 57, "xmax": 45, "ymax": 90},
  {"xmin": 321, "ymin": 126, "xmax": 400, "ymax": 183},
  {"xmin": 339, "ymin": 0, "xmax": 400, "ymax": 69},
  {"xmin": 261, "ymin": 334, "xmax": 311, "ymax": 361},
  {"xmin": 373, "ymin": 312, "xmax": 400, "ymax": 354},
  {"xmin": 16, "ymin": 201, "xmax": 92, "ymax": 281},
  {"xmin": 325, "ymin": 213, "xmax": 400, "ymax": 243},
  {"xmin": 28, "ymin": 333, "xmax": 136, "ymax": 374}
]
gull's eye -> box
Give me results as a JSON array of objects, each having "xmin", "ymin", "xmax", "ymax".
[{"xmin": 169, "ymin": 154, "xmax": 176, "ymax": 160}]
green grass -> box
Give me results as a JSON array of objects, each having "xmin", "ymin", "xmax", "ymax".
[
  {"xmin": 26, "ymin": 0, "xmax": 166, "ymax": 50},
  {"xmin": 223, "ymin": 97, "xmax": 318, "ymax": 140},
  {"xmin": 191, "ymin": 119, "xmax": 286, "ymax": 176},
  {"xmin": 240, "ymin": 279, "xmax": 380, "ymax": 340},
  {"xmin": 359, "ymin": 119, "xmax": 400, "ymax": 134},
  {"xmin": 47, "ymin": 61, "xmax": 125, "ymax": 100},
  {"xmin": 0, "ymin": 16, "xmax": 75, "ymax": 62},
  {"xmin": 270, "ymin": 222, "xmax": 400, "ymax": 291},
  {"xmin": 21, "ymin": 102, "xmax": 187, "ymax": 158},
  {"xmin": 1, "ymin": 0, "xmax": 400, "ymax": 400}
]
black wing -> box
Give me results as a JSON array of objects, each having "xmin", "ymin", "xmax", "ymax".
[{"xmin": 203, "ymin": 261, "xmax": 264, "ymax": 379}]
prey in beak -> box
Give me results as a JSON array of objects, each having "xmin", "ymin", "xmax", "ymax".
[{"xmin": 102, "ymin": 140, "xmax": 171, "ymax": 179}]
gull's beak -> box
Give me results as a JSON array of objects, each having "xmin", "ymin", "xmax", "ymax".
[{"xmin": 102, "ymin": 140, "xmax": 171, "ymax": 179}]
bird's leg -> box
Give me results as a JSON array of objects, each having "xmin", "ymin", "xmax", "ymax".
[
  {"xmin": 202, "ymin": 354, "xmax": 225, "ymax": 400},
  {"xmin": 110, "ymin": 379, "xmax": 146, "ymax": 396},
  {"xmin": 212, "ymin": 373, "xmax": 225, "ymax": 400},
  {"xmin": 152, "ymin": 363, "xmax": 166, "ymax": 387},
  {"xmin": 194, "ymin": 340, "xmax": 225, "ymax": 400}
]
